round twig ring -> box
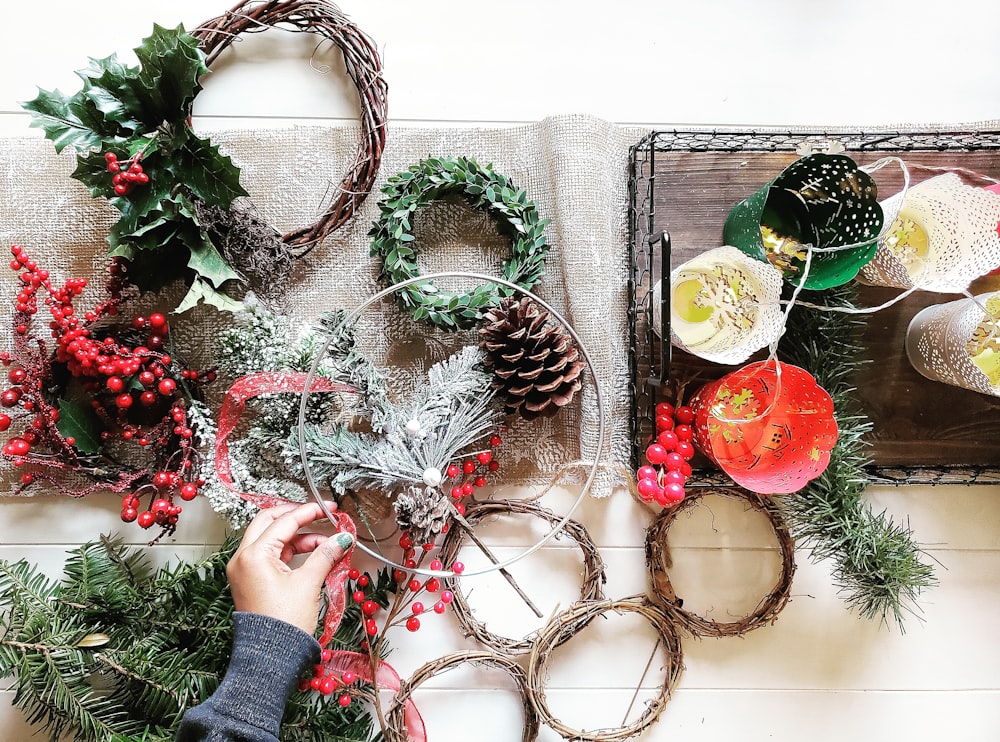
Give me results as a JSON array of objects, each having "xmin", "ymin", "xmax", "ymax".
[
  {"xmin": 383, "ymin": 650, "xmax": 540, "ymax": 742},
  {"xmin": 193, "ymin": 0, "xmax": 388, "ymax": 254},
  {"xmin": 438, "ymin": 498, "xmax": 607, "ymax": 655},
  {"xmin": 645, "ymin": 486, "xmax": 795, "ymax": 637},
  {"xmin": 526, "ymin": 597, "xmax": 683, "ymax": 741},
  {"xmin": 297, "ymin": 271, "xmax": 607, "ymax": 579}
]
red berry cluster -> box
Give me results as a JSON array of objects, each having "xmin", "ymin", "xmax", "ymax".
[
  {"xmin": 105, "ymin": 151, "xmax": 149, "ymax": 197},
  {"xmin": 301, "ymin": 647, "xmax": 360, "ymax": 706},
  {"xmin": 444, "ymin": 432, "xmax": 503, "ymax": 519},
  {"xmin": 636, "ymin": 402, "xmax": 696, "ymax": 506},
  {"xmin": 3, "ymin": 245, "xmax": 214, "ymax": 538}
]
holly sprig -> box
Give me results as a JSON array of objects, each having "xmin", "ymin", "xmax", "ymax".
[{"xmin": 22, "ymin": 24, "xmax": 247, "ymax": 313}]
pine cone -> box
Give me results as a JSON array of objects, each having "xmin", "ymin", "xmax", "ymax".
[
  {"xmin": 479, "ymin": 297, "xmax": 585, "ymax": 420},
  {"xmin": 393, "ymin": 485, "xmax": 451, "ymax": 545}
]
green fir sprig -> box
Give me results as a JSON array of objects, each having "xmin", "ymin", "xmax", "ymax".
[
  {"xmin": 22, "ymin": 24, "xmax": 247, "ymax": 313},
  {"xmin": 0, "ymin": 536, "xmax": 385, "ymax": 741},
  {"xmin": 776, "ymin": 283, "xmax": 936, "ymax": 628}
]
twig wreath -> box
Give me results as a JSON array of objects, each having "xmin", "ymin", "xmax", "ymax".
[
  {"xmin": 369, "ymin": 157, "xmax": 552, "ymax": 330},
  {"xmin": 526, "ymin": 597, "xmax": 684, "ymax": 742},
  {"xmin": 384, "ymin": 651, "xmax": 541, "ymax": 742},
  {"xmin": 437, "ymin": 498, "xmax": 607, "ymax": 655},
  {"xmin": 644, "ymin": 486, "xmax": 796, "ymax": 637},
  {"xmin": 23, "ymin": 1, "xmax": 387, "ymax": 313},
  {"xmin": 193, "ymin": 0, "xmax": 388, "ymax": 253}
]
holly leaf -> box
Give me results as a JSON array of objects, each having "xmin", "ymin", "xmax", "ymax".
[
  {"xmin": 174, "ymin": 132, "xmax": 248, "ymax": 208},
  {"xmin": 132, "ymin": 24, "xmax": 208, "ymax": 126},
  {"xmin": 175, "ymin": 277, "xmax": 244, "ymax": 314},
  {"xmin": 185, "ymin": 232, "xmax": 241, "ymax": 289},
  {"xmin": 22, "ymin": 88, "xmax": 108, "ymax": 154},
  {"xmin": 55, "ymin": 399, "xmax": 104, "ymax": 454}
]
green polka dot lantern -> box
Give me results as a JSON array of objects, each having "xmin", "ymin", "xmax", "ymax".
[{"xmin": 723, "ymin": 153, "xmax": 883, "ymax": 290}]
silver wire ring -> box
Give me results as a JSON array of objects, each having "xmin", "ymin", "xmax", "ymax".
[{"xmin": 296, "ymin": 271, "xmax": 606, "ymax": 578}]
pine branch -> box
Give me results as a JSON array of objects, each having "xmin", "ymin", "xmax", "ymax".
[
  {"xmin": 0, "ymin": 536, "xmax": 388, "ymax": 740},
  {"xmin": 776, "ymin": 283, "xmax": 936, "ymax": 628}
]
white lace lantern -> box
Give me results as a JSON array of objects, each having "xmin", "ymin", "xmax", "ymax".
[
  {"xmin": 905, "ymin": 291, "xmax": 1000, "ymax": 396},
  {"xmin": 652, "ymin": 245, "xmax": 784, "ymax": 365},
  {"xmin": 861, "ymin": 173, "xmax": 1000, "ymax": 293}
]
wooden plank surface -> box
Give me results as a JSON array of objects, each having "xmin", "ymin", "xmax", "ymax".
[{"xmin": 640, "ymin": 145, "xmax": 1000, "ymax": 470}]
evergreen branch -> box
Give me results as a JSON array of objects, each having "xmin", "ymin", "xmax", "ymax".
[{"xmin": 776, "ymin": 283, "xmax": 936, "ymax": 628}]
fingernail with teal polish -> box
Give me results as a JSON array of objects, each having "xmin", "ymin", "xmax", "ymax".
[{"xmin": 335, "ymin": 532, "xmax": 354, "ymax": 550}]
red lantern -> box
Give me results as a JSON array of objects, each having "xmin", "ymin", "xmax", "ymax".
[{"xmin": 688, "ymin": 361, "xmax": 838, "ymax": 494}]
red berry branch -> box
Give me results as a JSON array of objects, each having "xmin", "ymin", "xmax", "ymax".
[
  {"xmin": 299, "ymin": 432, "xmax": 505, "ymax": 711},
  {"xmin": 2, "ymin": 245, "xmax": 214, "ymax": 540}
]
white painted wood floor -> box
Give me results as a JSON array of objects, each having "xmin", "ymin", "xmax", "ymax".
[{"xmin": 2, "ymin": 2, "xmax": 1000, "ymax": 740}]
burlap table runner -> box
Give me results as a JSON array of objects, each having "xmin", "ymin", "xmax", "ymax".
[{"xmin": 0, "ymin": 113, "xmax": 644, "ymax": 498}]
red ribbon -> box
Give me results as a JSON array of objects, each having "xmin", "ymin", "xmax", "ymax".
[
  {"xmin": 216, "ymin": 373, "xmax": 426, "ymax": 741},
  {"xmin": 325, "ymin": 651, "xmax": 426, "ymax": 741}
]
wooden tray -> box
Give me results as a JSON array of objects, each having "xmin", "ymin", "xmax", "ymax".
[{"xmin": 627, "ymin": 129, "xmax": 1000, "ymax": 485}]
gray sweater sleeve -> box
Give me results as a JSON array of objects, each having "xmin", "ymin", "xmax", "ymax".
[{"xmin": 175, "ymin": 612, "xmax": 320, "ymax": 742}]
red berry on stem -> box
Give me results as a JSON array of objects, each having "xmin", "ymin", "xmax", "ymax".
[
  {"xmin": 664, "ymin": 452, "xmax": 685, "ymax": 470},
  {"xmin": 655, "ymin": 414, "xmax": 674, "ymax": 432},
  {"xmin": 0, "ymin": 414, "xmax": 10, "ymax": 431},
  {"xmin": 655, "ymin": 402, "xmax": 675, "ymax": 418},
  {"xmin": 462, "ymin": 459, "xmax": 476, "ymax": 475},
  {"xmin": 446, "ymin": 463, "xmax": 460, "ymax": 479},
  {"xmin": 664, "ymin": 469, "xmax": 686, "ymax": 485},
  {"xmin": 674, "ymin": 424, "xmax": 694, "ymax": 442},
  {"xmin": 121, "ymin": 507, "xmax": 138, "ymax": 522},
  {"xmin": 676, "ymin": 441, "xmax": 695, "ymax": 460},
  {"xmin": 433, "ymin": 601, "xmax": 446, "ymax": 614},
  {"xmin": 137, "ymin": 511, "xmax": 155, "ymax": 529},
  {"xmin": 441, "ymin": 590, "xmax": 454, "ymax": 604},
  {"xmin": 645, "ymin": 443, "xmax": 669, "ymax": 465},
  {"xmin": 116, "ymin": 393, "xmax": 133, "ymax": 409},
  {"xmin": 362, "ymin": 600, "xmax": 378, "ymax": 616},
  {"xmin": 637, "ymin": 465, "xmax": 658, "ymax": 481},
  {"xmin": 352, "ymin": 590, "xmax": 365, "ymax": 603},
  {"xmin": 674, "ymin": 405, "xmax": 695, "ymax": 424},
  {"xmin": 338, "ymin": 693, "xmax": 352, "ymax": 707},
  {"xmin": 637, "ymin": 477, "xmax": 659, "ymax": 501},
  {"xmin": 476, "ymin": 451, "xmax": 492, "ymax": 465},
  {"xmin": 405, "ymin": 617, "xmax": 421, "ymax": 632},
  {"xmin": 411, "ymin": 602, "xmax": 424, "ymax": 614},
  {"xmin": 157, "ymin": 378, "xmax": 176, "ymax": 396},
  {"xmin": 664, "ymin": 483, "xmax": 686, "ymax": 503},
  {"xmin": 656, "ymin": 430, "xmax": 679, "ymax": 450}
]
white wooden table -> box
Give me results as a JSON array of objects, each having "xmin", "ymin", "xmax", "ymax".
[{"xmin": 1, "ymin": 2, "xmax": 999, "ymax": 739}]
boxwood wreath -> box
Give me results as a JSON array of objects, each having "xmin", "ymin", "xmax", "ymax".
[{"xmin": 369, "ymin": 157, "xmax": 552, "ymax": 330}]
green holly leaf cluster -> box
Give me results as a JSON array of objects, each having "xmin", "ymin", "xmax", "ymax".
[
  {"xmin": 369, "ymin": 156, "xmax": 552, "ymax": 330},
  {"xmin": 22, "ymin": 25, "xmax": 248, "ymax": 313}
]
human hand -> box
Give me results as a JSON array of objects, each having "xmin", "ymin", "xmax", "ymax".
[{"xmin": 227, "ymin": 501, "xmax": 354, "ymax": 635}]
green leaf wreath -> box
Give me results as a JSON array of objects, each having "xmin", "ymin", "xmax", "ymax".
[
  {"xmin": 23, "ymin": 24, "xmax": 247, "ymax": 313},
  {"xmin": 369, "ymin": 156, "xmax": 552, "ymax": 330}
]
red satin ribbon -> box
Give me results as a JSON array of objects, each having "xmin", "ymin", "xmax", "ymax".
[{"xmin": 216, "ymin": 372, "xmax": 426, "ymax": 741}]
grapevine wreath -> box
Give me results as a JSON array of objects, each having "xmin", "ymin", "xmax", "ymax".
[
  {"xmin": 24, "ymin": 0, "xmax": 387, "ymax": 313},
  {"xmin": 369, "ymin": 157, "xmax": 552, "ymax": 330}
]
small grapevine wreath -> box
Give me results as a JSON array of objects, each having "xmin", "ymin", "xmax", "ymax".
[
  {"xmin": 526, "ymin": 597, "xmax": 683, "ymax": 742},
  {"xmin": 193, "ymin": 0, "xmax": 388, "ymax": 252},
  {"xmin": 437, "ymin": 498, "xmax": 607, "ymax": 655},
  {"xmin": 384, "ymin": 651, "xmax": 540, "ymax": 742},
  {"xmin": 645, "ymin": 486, "xmax": 796, "ymax": 637},
  {"xmin": 369, "ymin": 157, "xmax": 552, "ymax": 330}
]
